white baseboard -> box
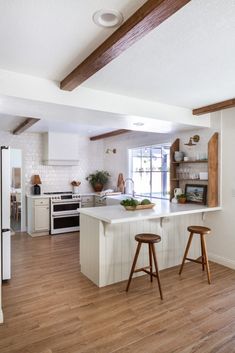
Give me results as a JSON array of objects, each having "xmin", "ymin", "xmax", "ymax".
[
  {"xmin": 0, "ymin": 308, "xmax": 3, "ymax": 324},
  {"xmin": 209, "ymin": 252, "xmax": 235, "ymax": 270}
]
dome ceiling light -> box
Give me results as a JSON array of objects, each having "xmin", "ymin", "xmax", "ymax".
[
  {"xmin": 133, "ymin": 122, "xmax": 144, "ymax": 126},
  {"xmin": 93, "ymin": 9, "xmax": 123, "ymax": 28}
]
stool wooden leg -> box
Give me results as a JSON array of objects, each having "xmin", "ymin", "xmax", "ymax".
[
  {"xmin": 149, "ymin": 243, "xmax": 153, "ymax": 282},
  {"xmin": 200, "ymin": 234, "xmax": 205, "ymax": 271},
  {"xmin": 126, "ymin": 242, "xmax": 142, "ymax": 292},
  {"xmin": 151, "ymin": 243, "xmax": 163, "ymax": 300},
  {"xmin": 201, "ymin": 234, "xmax": 211, "ymax": 284},
  {"xmin": 179, "ymin": 232, "xmax": 194, "ymax": 275}
]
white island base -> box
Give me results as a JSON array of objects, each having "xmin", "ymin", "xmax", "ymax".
[{"xmin": 80, "ymin": 203, "xmax": 221, "ymax": 287}]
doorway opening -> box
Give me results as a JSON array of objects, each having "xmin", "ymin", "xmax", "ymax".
[{"xmin": 10, "ymin": 149, "xmax": 22, "ymax": 233}]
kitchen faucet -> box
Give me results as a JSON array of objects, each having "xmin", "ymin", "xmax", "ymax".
[{"xmin": 124, "ymin": 178, "xmax": 135, "ymax": 197}]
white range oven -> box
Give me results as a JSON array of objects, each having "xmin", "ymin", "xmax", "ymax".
[{"xmin": 45, "ymin": 192, "xmax": 81, "ymax": 235}]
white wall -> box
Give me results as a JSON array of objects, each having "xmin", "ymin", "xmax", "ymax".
[
  {"xmin": 206, "ymin": 108, "xmax": 235, "ymax": 269},
  {"xmin": 0, "ymin": 131, "xmax": 104, "ymax": 230}
]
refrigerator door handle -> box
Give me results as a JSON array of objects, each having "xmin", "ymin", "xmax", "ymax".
[{"xmin": 2, "ymin": 228, "xmax": 10, "ymax": 233}]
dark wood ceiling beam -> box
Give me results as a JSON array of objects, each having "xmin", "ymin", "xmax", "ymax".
[
  {"xmin": 12, "ymin": 118, "xmax": 40, "ymax": 135},
  {"xmin": 60, "ymin": 0, "xmax": 191, "ymax": 91},
  {"xmin": 90, "ymin": 129, "xmax": 131, "ymax": 141},
  {"xmin": 193, "ymin": 98, "xmax": 235, "ymax": 116}
]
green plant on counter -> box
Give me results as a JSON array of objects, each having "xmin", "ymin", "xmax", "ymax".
[
  {"xmin": 176, "ymin": 193, "xmax": 186, "ymax": 199},
  {"xmin": 120, "ymin": 198, "xmax": 139, "ymax": 207},
  {"xmin": 141, "ymin": 199, "xmax": 151, "ymax": 205},
  {"xmin": 86, "ymin": 170, "xmax": 110, "ymax": 185},
  {"xmin": 176, "ymin": 193, "xmax": 187, "ymax": 204},
  {"xmin": 120, "ymin": 198, "xmax": 152, "ymax": 207}
]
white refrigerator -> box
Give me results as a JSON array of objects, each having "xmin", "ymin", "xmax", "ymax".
[{"xmin": 1, "ymin": 146, "xmax": 11, "ymax": 280}]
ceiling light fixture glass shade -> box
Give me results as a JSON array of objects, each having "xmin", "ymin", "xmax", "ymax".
[
  {"xmin": 93, "ymin": 9, "xmax": 123, "ymax": 28},
  {"xmin": 184, "ymin": 135, "xmax": 200, "ymax": 146}
]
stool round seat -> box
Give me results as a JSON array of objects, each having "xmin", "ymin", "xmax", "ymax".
[
  {"xmin": 135, "ymin": 233, "xmax": 161, "ymax": 244},
  {"xmin": 187, "ymin": 226, "xmax": 211, "ymax": 234}
]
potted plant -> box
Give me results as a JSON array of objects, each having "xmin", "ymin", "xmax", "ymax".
[
  {"xmin": 177, "ymin": 193, "xmax": 187, "ymax": 204},
  {"xmin": 86, "ymin": 170, "xmax": 110, "ymax": 192}
]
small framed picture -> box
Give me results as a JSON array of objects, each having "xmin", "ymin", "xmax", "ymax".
[{"xmin": 185, "ymin": 184, "xmax": 207, "ymax": 205}]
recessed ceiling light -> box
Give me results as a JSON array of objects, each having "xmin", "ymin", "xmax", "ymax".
[
  {"xmin": 133, "ymin": 122, "xmax": 144, "ymax": 126},
  {"xmin": 93, "ymin": 9, "xmax": 123, "ymax": 28}
]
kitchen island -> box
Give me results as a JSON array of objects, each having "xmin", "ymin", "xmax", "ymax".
[{"xmin": 79, "ymin": 201, "xmax": 221, "ymax": 287}]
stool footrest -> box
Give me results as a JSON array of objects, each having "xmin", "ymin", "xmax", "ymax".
[
  {"xmin": 134, "ymin": 266, "xmax": 150, "ymax": 273},
  {"xmin": 186, "ymin": 257, "xmax": 204, "ymax": 265},
  {"xmin": 134, "ymin": 267, "xmax": 159, "ymax": 278},
  {"xmin": 143, "ymin": 269, "xmax": 158, "ymax": 278}
]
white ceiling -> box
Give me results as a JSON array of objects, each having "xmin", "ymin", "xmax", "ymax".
[
  {"xmin": 83, "ymin": 0, "xmax": 235, "ymax": 108},
  {"xmin": 0, "ymin": 0, "xmax": 233, "ymax": 135},
  {"xmin": 0, "ymin": 114, "xmax": 26, "ymax": 132},
  {"xmin": 0, "ymin": 0, "xmax": 146, "ymax": 81},
  {"xmin": 0, "ymin": 112, "xmax": 116, "ymax": 136},
  {"xmin": 0, "ymin": 95, "xmax": 198, "ymax": 135}
]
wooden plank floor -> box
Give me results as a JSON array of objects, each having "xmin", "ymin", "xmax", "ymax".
[{"xmin": 1, "ymin": 232, "xmax": 235, "ymax": 353}]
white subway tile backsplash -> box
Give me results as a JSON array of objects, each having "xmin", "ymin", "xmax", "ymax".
[{"xmin": 0, "ymin": 131, "xmax": 104, "ymax": 194}]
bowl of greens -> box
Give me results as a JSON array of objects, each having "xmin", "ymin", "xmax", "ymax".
[{"xmin": 120, "ymin": 198, "xmax": 155, "ymax": 211}]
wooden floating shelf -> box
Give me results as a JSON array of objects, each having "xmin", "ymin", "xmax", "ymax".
[
  {"xmin": 172, "ymin": 160, "xmax": 208, "ymax": 164},
  {"xmin": 170, "ymin": 133, "xmax": 218, "ymax": 207},
  {"xmin": 171, "ymin": 178, "xmax": 208, "ymax": 181}
]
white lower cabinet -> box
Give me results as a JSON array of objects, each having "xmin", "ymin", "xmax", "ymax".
[
  {"xmin": 94, "ymin": 196, "xmax": 106, "ymax": 207},
  {"xmin": 34, "ymin": 205, "xmax": 50, "ymax": 232},
  {"xmin": 81, "ymin": 195, "xmax": 94, "ymax": 208},
  {"xmin": 27, "ymin": 197, "xmax": 50, "ymax": 236}
]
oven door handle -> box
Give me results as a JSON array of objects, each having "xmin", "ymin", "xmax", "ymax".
[
  {"xmin": 52, "ymin": 213, "xmax": 79, "ymax": 218},
  {"xmin": 51, "ymin": 201, "xmax": 81, "ymax": 205}
]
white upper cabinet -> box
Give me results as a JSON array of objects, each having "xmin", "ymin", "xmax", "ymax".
[{"xmin": 42, "ymin": 132, "xmax": 79, "ymax": 165}]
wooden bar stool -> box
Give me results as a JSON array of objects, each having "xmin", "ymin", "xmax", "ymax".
[
  {"xmin": 126, "ymin": 233, "xmax": 163, "ymax": 299},
  {"xmin": 179, "ymin": 225, "xmax": 212, "ymax": 284}
]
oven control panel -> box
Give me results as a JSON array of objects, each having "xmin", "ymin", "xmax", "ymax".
[{"xmin": 51, "ymin": 194, "xmax": 81, "ymax": 202}]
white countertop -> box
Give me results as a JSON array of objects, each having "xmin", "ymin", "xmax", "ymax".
[
  {"xmin": 26, "ymin": 192, "xmax": 95, "ymax": 198},
  {"xmin": 79, "ymin": 200, "xmax": 221, "ymax": 224},
  {"xmin": 26, "ymin": 192, "xmax": 121, "ymax": 199},
  {"xmin": 27, "ymin": 194, "xmax": 50, "ymax": 199}
]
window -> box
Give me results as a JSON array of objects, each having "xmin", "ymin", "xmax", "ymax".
[{"xmin": 129, "ymin": 144, "xmax": 170, "ymax": 200}]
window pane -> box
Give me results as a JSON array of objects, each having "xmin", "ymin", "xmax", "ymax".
[
  {"xmin": 130, "ymin": 144, "xmax": 170, "ymax": 200},
  {"xmin": 132, "ymin": 171, "xmax": 151, "ymax": 197}
]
